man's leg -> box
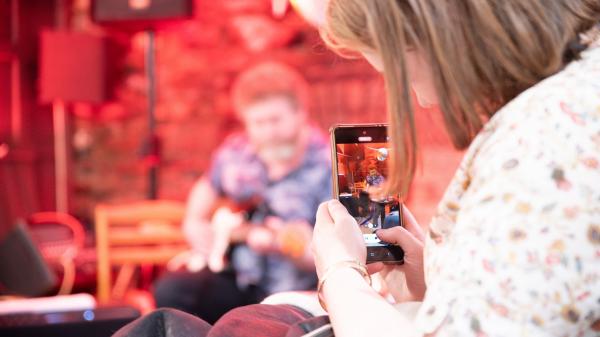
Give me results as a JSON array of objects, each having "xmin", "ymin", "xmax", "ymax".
[
  {"xmin": 373, "ymin": 201, "xmax": 385, "ymax": 228},
  {"xmin": 153, "ymin": 268, "xmax": 247, "ymax": 324}
]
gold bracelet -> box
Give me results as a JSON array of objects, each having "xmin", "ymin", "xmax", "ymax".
[{"xmin": 317, "ymin": 260, "xmax": 372, "ymax": 312}]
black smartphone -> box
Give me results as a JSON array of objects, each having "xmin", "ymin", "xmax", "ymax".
[{"xmin": 330, "ymin": 124, "xmax": 404, "ymax": 264}]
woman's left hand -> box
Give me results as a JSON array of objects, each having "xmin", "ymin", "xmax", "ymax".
[{"xmin": 311, "ymin": 199, "xmax": 366, "ymax": 278}]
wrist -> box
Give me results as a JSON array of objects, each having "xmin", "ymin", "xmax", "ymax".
[
  {"xmin": 322, "ymin": 266, "xmax": 365, "ymax": 293},
  {"xmin": 317, "ymin": 260, "xmax": 372, "ymax": 312}
]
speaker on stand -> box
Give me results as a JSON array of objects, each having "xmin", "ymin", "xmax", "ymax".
[
  {"xmin": 39, "ymin": 29, "xmax": 113, "ymax": 213},
  {"xmin": 92, "ymin": 0, "xmax": 193, "ymax": 199}
]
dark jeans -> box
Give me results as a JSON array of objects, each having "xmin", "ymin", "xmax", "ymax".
[
  {"xmin": 153, "ymin": 268, "xmax": 266, "ymax": 324},
  {"xmin": 112, "ymin": 306, "xmax": 331, "ymax": 337}
]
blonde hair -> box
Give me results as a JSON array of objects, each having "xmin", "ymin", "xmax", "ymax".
[{"xmin": 323, "ymin": 0, "xmax": 600, "ymax": 196}]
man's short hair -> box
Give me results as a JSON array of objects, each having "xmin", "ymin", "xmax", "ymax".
[{"xmin": 231, "ymin": 61, "xmax": 310, "ymax": 114}]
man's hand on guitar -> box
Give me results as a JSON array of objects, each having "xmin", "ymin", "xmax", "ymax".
[
  {"xmin": 247, "ymin": 226, "xmax": 277, "ymax": 254},
  {"xmin": 173, "ymin": 206, "xmax": 315, "ymax": 273},
  {"xmin": 276, "ymin": 220, "xmax": 313, "ymax": 259},
  {"xmin": 208, "ymin": 207, "xmax": 246, "ymax": 272},
  {"xmin": 170, "ymin": 207, "xmax": 246, "ymax": 273},
  {"xmin": 246, "ymin": 217, "xmax": 286, "ymax": 254},
  {"xmin": 247, "ymin": 217, "xmax": 313, "ymax": 259}
]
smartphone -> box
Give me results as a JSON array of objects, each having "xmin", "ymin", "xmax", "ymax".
[{"xmin": 330, "ymin": 124, "xmax": 404, "ymax": 263}]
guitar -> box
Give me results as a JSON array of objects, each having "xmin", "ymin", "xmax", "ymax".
[{"xmin": 168, "ymin": 198, "xmax": 311, "ymax": 273}]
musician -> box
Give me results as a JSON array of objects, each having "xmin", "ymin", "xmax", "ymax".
[
  {"xmin": 153, "ymin": 62, "xmax": 332, "ymax": 324},
  {"xmin": 365, "ymin": 166, "xmax": 385, "ymax": 189}
]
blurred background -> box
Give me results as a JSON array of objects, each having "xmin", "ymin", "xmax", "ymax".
[{"xmin": 0, "ymin": 0, "xmax": 462, "ymax": 335}]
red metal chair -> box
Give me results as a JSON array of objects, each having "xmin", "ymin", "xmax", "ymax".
[{"xmin": 27, "ymin": 212, "xmax": 87, "ymax": 295}]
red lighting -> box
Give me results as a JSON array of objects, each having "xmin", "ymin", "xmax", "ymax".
[
  {"xmin": 129, "ymin": 0, "xmax": 151, "ymax": 11},
  {"xmin": 0, "ymin": 143, "xmax": 9, "ymax": 159}
]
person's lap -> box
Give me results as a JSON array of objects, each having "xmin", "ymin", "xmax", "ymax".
[
  {"xmin": 208, "ymin": 304, "xmax": 316, "ymax": 337},
  {"xmin": 112, "ymin": 304, "xmax": 317, "ymax": 337}
]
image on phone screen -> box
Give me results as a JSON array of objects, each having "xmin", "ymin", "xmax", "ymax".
[{"xmin": 332, "ymin": 126, "xmax": 403, "ymax": 255}]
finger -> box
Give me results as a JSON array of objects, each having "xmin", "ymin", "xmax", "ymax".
[
  {"xmin": 312, "ymin": 202, "xmax": 332, "ymax": 249},
  {"xmin": 366, "ymin": 262, "xmax": 384, "ymax": 275},
  {"xmin": 376, "ymin": 226, "xmax": 422, "ymax": 256},
  {"xmin": 327, "ymin": 199, "xmax": 355, "ymax": 225},
  {"xmin": 401, "ymin": 204, "xmax": 425, "ymax": 242},
  {"xmin": 317, "ymin": 202, "xmax": 333, "ymax": 224}
]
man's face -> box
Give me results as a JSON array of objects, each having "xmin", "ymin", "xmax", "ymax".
[{"xmin": 240, "ymin": 95, "xmax": 306, "ymax": 163}]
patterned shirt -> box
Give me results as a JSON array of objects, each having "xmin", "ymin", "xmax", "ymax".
[
  {"xmin": 208, "ymin": 126, "xmax": 332, "ymax": 295},
  {"xmin": 415, "ymin": 39, "xmax": 600, "ymax": 335},
  {"xmin": 366, "ymin": 173, "xmax": 385, "ymax": 187}
]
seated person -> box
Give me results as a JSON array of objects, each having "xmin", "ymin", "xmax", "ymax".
[
  {"xmin": 116, "ymin": 3, "xmax": 600, "ymax": 337},
  {"xmin": 153, "ymin": 62, "xmax": 332, "ymax": 324},
  {"xmin": 364, "ymin": 166, "xmax": 385, "ymax": 190},
  {"xmin": 353, "ymin": 164, "xmax": 388, "ymax": 229},
  {"xmin": 312, "ymin": 1, "xmax": 600, "ymax": 336}
]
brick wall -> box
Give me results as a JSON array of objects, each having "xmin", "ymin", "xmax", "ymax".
[{"xmin": 71, "ymin": 0, "xmax": 463, "ymax": 225}]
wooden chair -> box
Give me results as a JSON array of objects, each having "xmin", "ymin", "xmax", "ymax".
[{"xmin": 94, "ymin": 200, "xmax": 188, "ymax": 303}]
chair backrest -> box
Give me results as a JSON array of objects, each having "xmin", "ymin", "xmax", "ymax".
[
  {"xmin": 26, "ymin": 212, "xmax": 87, "ymax": 295},
  {"xmin": 27, "ymin": 212, "xmax": 86, "ymax": 262},
  {"xmin": 94, "ymin": 200, "xmax": 187, "ymax": 303}
]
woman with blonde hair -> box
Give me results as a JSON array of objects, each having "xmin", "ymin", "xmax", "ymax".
[
  {"xmin": 113, "ymin": 1, "xmax": 600, "ymax": 336},
  {"xmin": 311, "ymin": 0, "xmax": 600, "ymax": 336}
]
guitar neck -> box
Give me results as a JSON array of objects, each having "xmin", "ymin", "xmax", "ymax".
[{"xmin": 211, "ymin": 198, "xmax": 261, "ymax": 245}]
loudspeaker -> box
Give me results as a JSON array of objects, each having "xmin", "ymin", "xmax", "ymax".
[
  {"xmin": 0, "ymin": 221, "xmax": 57, "ymax": 297},
  {"xmin": 39, "ymin": 30, "xmax": 110, "ymax": 104},
  {"xmin": 92, "ymin": 0, "xmax": 193, "ymax": 29}
]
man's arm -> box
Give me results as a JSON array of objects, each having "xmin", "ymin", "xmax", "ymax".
[{"xmin": 182, "ymin": 177, "xmax": 219, "ymax": 256}]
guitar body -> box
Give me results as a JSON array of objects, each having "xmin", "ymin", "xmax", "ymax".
[
  {"xmin": 168, "ymin": 197, "xmax": 310, "ymax": 273},
  {"xmin": 168, "ymin": 198, "xmax": 258, "ymax": 273}
]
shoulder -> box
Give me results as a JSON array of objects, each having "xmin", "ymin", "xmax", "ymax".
[
  {"xmin": 212, "ymin": 131, "xmax": 253, "ymax": 161},
  {"xmin": 469, "ymin": 47, "xmax": 600, "ymax": 186},
  {"xmin": 217, "ymin": 131, "xmax": 251, "ymax": 152},
  {"xmin": 419, "ymin": 47, "xmax": 600, "ymax": 337},
  {"xmin": 487, "ymin": 46, "xmax": 600, "ymax": 136},
  {"xmin": 305, "ymin": 125, "xmax": 332, "ymax": 167}
]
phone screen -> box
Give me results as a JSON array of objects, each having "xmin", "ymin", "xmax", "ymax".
[{"xmin": 331, "ymin": 125, "xmax": 404, "ymax": 262}]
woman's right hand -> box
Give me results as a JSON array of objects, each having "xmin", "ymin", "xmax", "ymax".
[{"xmin": 368, "ymin": 205, "xmax": 426, "ymax": 302}]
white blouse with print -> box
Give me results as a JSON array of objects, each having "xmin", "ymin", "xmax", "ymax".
[{"xmin": 415, "ymin": 39, "xmax": 600, "ymax": 336}]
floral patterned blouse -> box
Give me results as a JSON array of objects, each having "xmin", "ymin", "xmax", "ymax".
[{"xmin": 415, "ymin": 35, "xmax": 600, "ymax": 336}]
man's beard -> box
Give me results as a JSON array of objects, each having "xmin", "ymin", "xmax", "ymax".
[{"xmin": 257, "ymin": 143, "xmax": 297, "ymax": 163}]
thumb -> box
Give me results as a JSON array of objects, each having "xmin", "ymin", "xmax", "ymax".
[
  {"xmin": 376, "ymin": 226, "xmax": 422, "ymax": 256},
  {"xmin": 316, "ymin": 201, "xmax": 334, "ymax": 227},
  {"xmin": 366, "ymin": 262, "xmax": 385, "ymax": 275},
  {"xmin": 326, "ymin": 199, "xmax": 355, "ymax": 226}
]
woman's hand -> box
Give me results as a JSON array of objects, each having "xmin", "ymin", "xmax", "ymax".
[
  {"xmin": 311, "ymin": 200, "xmax": 426, "ymax": 302},
  {"xmin": 311, "ymin": 200, "xmax": 366, "ymax": 278},
  {"xmin": 369, "ymin": 205, "xmax": 426, "ymax": 302}
]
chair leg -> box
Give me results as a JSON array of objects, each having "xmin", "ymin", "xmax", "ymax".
[
  {"xmin": 96, "ymin": 208, "xmax": 111, "ymax": 303},
  {"xmin": 140, "ymin": 263, "xmax": 154, "ymax": 289},
  {"xmin": 112, "ymin": 264, "xmax": 136, "ymax": 300}
]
